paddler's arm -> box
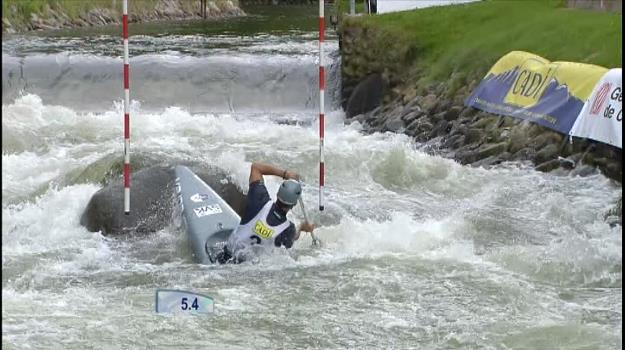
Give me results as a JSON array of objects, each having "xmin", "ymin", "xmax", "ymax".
[
  {"xmin": 275, "ymin": 221, "xmax": 315, "ymax": 248},
  {"xmin": 250, "ymin": 162, "xmax": 299, "ymax": 183}
]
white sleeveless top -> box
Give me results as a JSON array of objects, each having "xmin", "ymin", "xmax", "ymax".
[{"xmin": 228, "ymin": 201, "xmax": 291, "ymax": 257}]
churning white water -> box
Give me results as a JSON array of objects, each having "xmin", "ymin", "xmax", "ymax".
[{"xmin": 2, "ymin": 18, "xmax": 622, "ymax": 350}]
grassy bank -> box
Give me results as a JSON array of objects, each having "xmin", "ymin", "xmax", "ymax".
[{"xmin": 341, "ymin": 0, "xmax": 622, "ymax": 95}]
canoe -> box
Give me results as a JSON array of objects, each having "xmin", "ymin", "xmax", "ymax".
[{"xmin": 175, "ymin": 165, "xmax": 240, "ymax": 264}]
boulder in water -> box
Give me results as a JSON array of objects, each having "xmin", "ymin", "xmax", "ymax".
[{"xmin": 80, "ymin": 165, "xmax": 247, "ymax": 235}]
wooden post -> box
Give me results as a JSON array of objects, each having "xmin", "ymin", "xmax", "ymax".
[{"xmin": 200, "ymin": 0, "xmax": 206, "ymax": 19}]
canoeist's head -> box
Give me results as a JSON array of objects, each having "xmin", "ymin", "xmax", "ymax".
[{"xmin": 276, "ymin": 179, "xmax": 301, "ymax": 211}]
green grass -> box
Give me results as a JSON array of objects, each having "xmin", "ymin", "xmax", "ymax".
[{"xmin": 342, "ymin": 0, "xmax": 622, "ymax": 93}]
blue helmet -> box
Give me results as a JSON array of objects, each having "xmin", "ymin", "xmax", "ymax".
[{"xmin": 277, "ymin": 179, "xmax": 301, "ymax": 206}]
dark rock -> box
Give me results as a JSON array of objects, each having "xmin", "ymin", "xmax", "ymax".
[
  {"xmin": 429, "ymin": 111, "xmax": 447, "ymax": 123},
  {"xmin": 383, "ymin": 116, "xmax": 404, "ymax": 132},
  {"xmin": 536, "ymin": 159, "xmax": 561, "ymax": 172},
  {"xmin": 557, "ymin": 156, "xmax": 577, "ymax": 169},
  {"xmin": 418, "ymin": 120, "xmax": 434, "ymax": 133},
  {"xmin": 405, "ymin": 118, "xmax": 420, "ymax": 133},
  {"xmin": 470, "ymin": 116, "xmax": 498, "ymax": 130},
  {"xmin": 443, "ymin": 135, "xmax": 465, "ymax": 149},
  {"xmin": 512, "ymin": 147, "xmax": 537, "ymax": 162},
  {"xmin": 345, "ymin": 73, "xmax": 386, "ymax": 118},
  {"xmin": 369, "ymin": 112, "xmax": 386, "ymax": 127},
  {"xmin": 458, "ymin": 106, "xmax": 477, "ymax": 120},
  {"xmin": 365, "ymin": 111, "xmax": 379, "ymax": 124},
  {"xmin": 570, "ymin": 164, "xmax": 598, "ymax": 177},
  {"xmin": 352, "ymin": 113, "xmax": 367, "ymax": 124},
  {"xmin": 401, "ymin": 106, "xmax": 423, "ymax": 123},
  {"xmin": 421, "ymin": 94, "xmax": 438, "ymax": 113},
  {"xmin": 592, "ymin": 157, "xmax": 610, "ymax": 168},
  {"xmin": 526, "ymin": 124, "xmax": 546, "ymax": 138},
  {"xmin": 475, "ymin": 142, "xmax": 508, "ymax": 160},
  {"xmin": 443, "ymin": 106, "xmax": 463, "ymax": 121},
  {"xmin": 388, "ymin": 104, "xmax": 405, "ymax": 119},
  {"xmin": 437, "ymin": 100, "xmax": 452, "ymax": 114},
  {"xmin": 603, "ymin": 162, "xmax": 622, "ymax": 181},
  {"xmin": 531, "ymin": 132, "xmax": 563, "ymax": 149},
  {"xmin": 406, "ymin": 118, "xmax": 432, "ymax": 138},
  {"xmin": 428, "ymin": 120, "xmax": 450, "ymax": 138},
  {"xmin": 485, "ymin": 127, "xmax": 503, "ymax": 143},
  {"xmin": 499, "ymin": 116, "xmax": 518, "ymax": 128},
  {"xmin": 499, "ymin": 152, "xmax": 512, "ymax": 161},
  {"xmin": 472, "ymin": 155, "xmax": 504, "ymax": 168},
  {"xmin": 534, "ymin": 143, "xmax": 558, "ymax": 164},
  {"xmin": 464, "ymin": 128, "xmax": 484, "ymax": 145},
  {"xmin": 401, "ymin": 110, "xmax": 424, "ymax": 125},
  {"xmin": 450, "ymin": 124, "xmax": 468, "ymax": 137},
  {"xmin": 454, "ymin": 149, "xmax": 476, "ymax": 164},
  {"xmin": 406, "ymin": 97, "xmax": 421, "ymax": 109},
  {"xmin": 80, "ymin": 165, "xmax": 246, "ymax": 236},
  {"xmin": 508, "ymin": 127, "xmax": 531, "ymax": 154}
]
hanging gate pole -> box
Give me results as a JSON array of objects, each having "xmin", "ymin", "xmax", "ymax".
[
  {"xmin": 123, "ymin": 0, "xmax": 131, "ymax": 215},
  {"xmin": 318, "ymin": 0, "xmax": 325, "ymax": 211}
]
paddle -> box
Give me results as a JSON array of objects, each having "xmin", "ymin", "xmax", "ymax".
[{"xmin": 298, "ymin": 196, "xmax": 320, "ymax": 246}]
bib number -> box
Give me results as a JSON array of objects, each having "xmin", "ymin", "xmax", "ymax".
[{"xmin": 253, "ymin": 220, "xmax": 274, "ymax": 239}]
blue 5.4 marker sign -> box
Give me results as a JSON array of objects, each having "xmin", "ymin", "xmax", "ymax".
[{"xmin": 155, "ymin": 289, "xmax": 214, "ymax": 314}]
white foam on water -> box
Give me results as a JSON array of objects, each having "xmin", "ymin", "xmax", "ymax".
[{"xmin": 2, "ymin": 184, "xmax": 105, "ymax": 263}]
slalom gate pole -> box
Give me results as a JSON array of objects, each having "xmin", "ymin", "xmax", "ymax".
[
  {"xmin": 319, "ymin": 0, "xmax": 325, "ymax": 212},
  {"xmin": 123, "ymin": 0, "xmax": 130, "ymax": 215}
]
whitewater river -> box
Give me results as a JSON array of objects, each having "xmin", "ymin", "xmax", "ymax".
[{"xmin": 2, "ymin": 6, "xmax": 622, "ymax": 350}]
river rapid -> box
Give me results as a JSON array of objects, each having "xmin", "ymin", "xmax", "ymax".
[{"xmin": 2, "ymin": 5, "xmax": 622, "ymax": 350}]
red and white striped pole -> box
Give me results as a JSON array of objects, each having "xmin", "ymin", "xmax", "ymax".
[
  {"xmin": 318, "ymin": 0, "xmax": 325, "ymax": 211},
  {"xmin": 123, "ymin": 0, "xmax": 130, "ymax": 215}
]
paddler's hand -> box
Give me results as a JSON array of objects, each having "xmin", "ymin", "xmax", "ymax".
[
  {"xmin": 283, "ymin": 170, "xmax": 300, "ymax": 181},
  {"xmin": 299, "ymin": 221, "xmax": 315, "ymax": 233}
]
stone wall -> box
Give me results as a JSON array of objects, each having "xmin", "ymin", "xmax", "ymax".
[{"xmin": 2, "ymin": 0, "xmax": 244, "ymax": 33}]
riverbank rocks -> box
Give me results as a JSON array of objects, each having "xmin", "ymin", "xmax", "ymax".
[
  {"xmin": 341, "ymin": 74, "xmax": 622, "ymax": 185},
  {"xmin": 340, "ymin": 20, "xmax": 622, "ymax": 185},
  {"xmin": 340, "ymin": 27, "xmax": 622, "ymax": 185},
  {"xmin": 339, "ymin": 18, "xmax": 621, "ymax": 226}
]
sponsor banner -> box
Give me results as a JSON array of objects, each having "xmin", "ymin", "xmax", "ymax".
[
  {"xmin": 569, "ymin": 69, "xmax": 622, "ymax": 148},
  {"xmin": 465, "ymin": 51, "xmax": 608, "ymax": 134}
]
